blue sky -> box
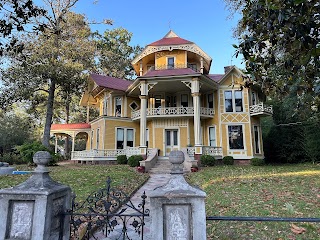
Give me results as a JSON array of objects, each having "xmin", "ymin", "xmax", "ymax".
[{"xmin": 72, "ymin": 0, "xmax": 243, "ymax": 74}]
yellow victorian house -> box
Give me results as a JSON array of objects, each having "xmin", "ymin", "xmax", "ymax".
[{"xmin": 51, "ymin": 31, "xmax": 272, "ymax": 171}]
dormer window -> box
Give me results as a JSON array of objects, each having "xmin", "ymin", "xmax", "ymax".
[{"xmin": 167, "ymin": 57, "xmax": 175, "ymax": 69}]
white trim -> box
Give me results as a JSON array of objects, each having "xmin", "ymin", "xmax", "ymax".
[
  {"xmin": 166, "ymin": 55, "xmax": 176, "ymax": 69},
  {"xmin": 129, "ymin": 100, "xmax": 139, "ymax": 111}
]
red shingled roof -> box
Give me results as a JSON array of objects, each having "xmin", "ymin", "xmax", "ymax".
[
  {"xmin": 208, "ymin": 74, "xmax": 225, "ymax": 82},
  {"xmin": 148, "ymin": 37, "xmax": 192, "ymax": 46},
  {"xmin": 90, "ymin": 74, "xmax": 132, "ymax": 91},
  {"xmin": 51, "ymin": 123, "xmax": 91, "ymax": 130},
  {"xmin": 143, "ymin": 68, "xmax": 198, "ymax": 78}
]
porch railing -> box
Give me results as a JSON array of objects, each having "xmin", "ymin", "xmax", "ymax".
[
  {"xmin": 186, "ymin": 146, "xmax": 223, "ymax": 157},
  {"xmin": 249, "ymin": 103, "xmax": 273, "ymax": 116},
  {"xmin": 71, "ymin": 147, "xmax": 142, "ymax": 160},
  {"xmin": 131, "ymin": 107, "xmax": 214, "ymax": 120}
]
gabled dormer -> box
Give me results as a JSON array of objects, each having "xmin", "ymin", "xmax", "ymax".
[{"xmin": 131, "ymin": 30, "xmax": 212, "ymax": 76}]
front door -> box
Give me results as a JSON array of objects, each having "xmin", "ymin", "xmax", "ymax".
[{"xmin": 165, "ymin": 129, "xmax": 179, "ymax": 156}]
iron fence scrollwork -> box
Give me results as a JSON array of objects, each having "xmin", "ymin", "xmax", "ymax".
[{"xmin": 64, "ymin": 177, "xmax": 149, "ymax": 240}]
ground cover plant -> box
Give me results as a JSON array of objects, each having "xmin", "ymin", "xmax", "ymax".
[
  {"xmin": 187, "ymin": 164, "xmax": 320, "ymax": 240},
  {"xmin": 0, "ymin": 164, "xmax": 148, "ymax": 202}
]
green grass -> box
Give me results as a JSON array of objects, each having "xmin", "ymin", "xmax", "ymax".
[
  {"xmin": 0, "ymin": 164, "xmax": 149, "ymax": 202},
  {"xmin": 186, "ymin": 164, "xmax": 320, "ymax": 240},
  {"xmin": 1, "ymin": 163, "xmax": 319, "ymax": 239}
]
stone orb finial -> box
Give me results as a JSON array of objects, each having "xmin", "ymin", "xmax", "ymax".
[
  {"xmin": 33, "ymin": 151, "xmax": 51, "ymax": 172},
  {"xmin": 169, "ymin": 150, "xmax": 185, "ymax": 174}
]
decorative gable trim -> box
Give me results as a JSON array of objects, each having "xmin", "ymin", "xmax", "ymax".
[{"xmin": 132, "ymin": 44, "xmax": 212, "ymax": 66}]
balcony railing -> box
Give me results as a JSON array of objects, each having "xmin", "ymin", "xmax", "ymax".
[
  {"xmin": 147, "ymin": 63, "xmax": 199, "ymax": 72},
  {"xmin": 249, "ymin": 103, "xmax": 273, "ymax": 116},
  {"xmin": 71, "ymin": 147, "xmax": 142, "ymax": 160},
  {"xmin": 131, "ymin": 107, "xmax": 214, "ymax": 120}
]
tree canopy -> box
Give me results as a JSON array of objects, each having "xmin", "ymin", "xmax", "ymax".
[{"xmin": 226, "ymin": 0, "xmax": 320, "ymax": 115}]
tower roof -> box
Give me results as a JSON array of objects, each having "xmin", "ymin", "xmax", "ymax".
[{"xmin": 148, "ymin": 30, "xmax": 193, "ymax": 46}]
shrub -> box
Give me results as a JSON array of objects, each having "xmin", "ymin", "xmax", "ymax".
[
  {"xmin": 117, "ymin": 155, "xmax": 127, "ymax": 164},
  {"xmin": 251, "ymin": 157, "xmax": 265, "ymax": 166},
  {"xmin": 128, "ymin": 155, "xmax": 143, "ymax": 167},
  {"xmin": 0, "ymin": 152, "xmax": 26, "ymax": 165},
  {"xmin": 223, "ymin": 156, "xmax": 234, "ymax": 165},
  {"xmin": 200, "ymin": 155, "xmax": 215, "ymax": 166},
  {"xmin": 15, "ymin": 142, "xmax": 57, "ymax": 166}
]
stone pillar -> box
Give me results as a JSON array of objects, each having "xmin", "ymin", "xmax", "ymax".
[
  {"xmin": 139, "ymin": 80, "xmax": 148, "ymax": 155},
  {"xmin": 149, "ymin": 151, "xmax": 207, "ymax": 240},
  {"xmin": 0, "ymin": 151, "xmax": 71, "ymax": 240}
]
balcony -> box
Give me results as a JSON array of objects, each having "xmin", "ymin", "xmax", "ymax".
[
  {"xmin": 131, "ymin": 107, "xmax": 214, "ymax": 120},
  {"xmin": 249, "ymin": 103, "xmax": 273, "ymax": 117},
  {"xmin": 147, "ymin": 63, "xmax": 200, "ymax": 72}
]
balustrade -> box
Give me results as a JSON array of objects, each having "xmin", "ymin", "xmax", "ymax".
[
  {"xmin": 249, "ymin": 103, "xmax": 273, "ymax": 116},
  {"xmin": 131, "ymin": 107, "xmax": 214, "ymax": 120}
]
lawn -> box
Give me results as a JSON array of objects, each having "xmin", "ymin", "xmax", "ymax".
[
  {"xmin": 186, "ymin": 164, "xmax": 320, "ymax": 240},
  {"xmin": 0, "ymin": 163, "xmax": 149, "ymax": 202},
  {"xmin": 1, "ymin": 163, "xmax": 319, "ymax": 239}
]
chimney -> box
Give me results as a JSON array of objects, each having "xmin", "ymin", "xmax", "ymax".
[{"xmin": 224, "ymin": 66, "xmax": 234, "ymax": 73}]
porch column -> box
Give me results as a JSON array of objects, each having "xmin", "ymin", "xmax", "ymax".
[
  {"xmin": 200, "ymin": 57, "xmax": 204, "ymax": 74},
  {"xmin": 71, "ymin": 133, "xmax": 75, "ymax": 153},
  {"xmin": 139, "ymin": 80, "xmax": 148, "ymax": 155},
  {"xmin": 192, "ymin": 77, "xmax": 202, "ymax": 156},
  {"xmin": 54, "ymin": 134, "xmax": 58, "ymax": 153}
]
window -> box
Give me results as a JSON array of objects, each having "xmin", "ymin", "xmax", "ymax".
[
  {"xmin": 224, "ymin": 90, "xmax": 243, "ymax": 112},
  {"xmin": 115, "ymin": 97, "xmax": 122, "ymax": 117},
  {"xmin": 91, "ymin": 130, "xmax": 94, "ymax": 149},
  {"xmin": 166, "ymin": 95, "xmax": 177, "ymax": 107},
  {"xmin": 187, "ymin": 63, "xmax": 197, "ymax": 71},
  {"xmin": 208, "ymin": 93, "xmax": 214, "ymax": 108},
  {"xmin": 235, "ymin": 91, "xmax": 243, "ymax": 112},
  {"xmin": 254, "ymin": 126, "xmax": 260, "ymax": 154},
  {"xmin": 129, "ymin": 101, "xmax": 139, "ymax": 110},
  {"xmin": 225, "ymin": 91, "xmax": 233, "ymax": 112},
  {"xmin": 116, "ymin": 128, "xmax": 135, "ymax": 149},
  {"xmin": 155, "ymin": 95, "xmax": 161, "ymax": 108},
  {"xmin": 181, "ymin": 94, "xmax": 188, "ymax": 107},
  {"xmin": 167, "ymin": 57, "xmax": 174, "ymax": 69},
  {"xmin": 252, "ymin": 91, "xmax": 257, "ymax": 105},
  {"xmin": 209, "ymin": 127, "xmax": 216, "ymax": 147},
  {"xmin": 228, "ymin": 125, "xmax": 244, "ymax": 149},
  {"xmin": 96, "ymin": 129, "xmax": 100, "ymax": 149}
]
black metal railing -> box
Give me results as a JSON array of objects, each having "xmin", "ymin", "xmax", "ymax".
[
  {"xmin": 63, "ymin": 177, "xmax": 149, "ymax": 240},
  {"xmin": 207, "ymin": 216, "xmax": 320, "ymax": 223}
]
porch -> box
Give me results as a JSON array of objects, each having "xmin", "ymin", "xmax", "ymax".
[{"xmin": 131, "ymin": 107, "xmax": 214, "ymax": 120}]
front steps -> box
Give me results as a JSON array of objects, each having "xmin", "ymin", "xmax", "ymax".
[
  {"xmin": 148, "ymin": 157, "xmax": 188, "ymax": 174},
  {"xmin": 148, "ymin": 157, "xmax": 172, "ymax": 174}
]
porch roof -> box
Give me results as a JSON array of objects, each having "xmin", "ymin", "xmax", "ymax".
[
  {"xmin": 51, "ymin": 123, "xmax": 91, "ymax": 131},
  {"xmin": 90, "ymin": 74, "xmax": 132, "ymax": 92}
]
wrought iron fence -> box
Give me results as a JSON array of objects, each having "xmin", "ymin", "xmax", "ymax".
[{"xmin": 63, "ymin": 177, "xmax": 149, "ymax": 240}]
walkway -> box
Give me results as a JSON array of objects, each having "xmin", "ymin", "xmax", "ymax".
[{"xmin": 94, "ymin": 173, "xmax": 172, "ymax": 240}]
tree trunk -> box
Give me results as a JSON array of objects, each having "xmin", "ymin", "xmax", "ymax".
[{"xmin": 42, "ymin": 80, "xmax": 56, "ymax": 148}]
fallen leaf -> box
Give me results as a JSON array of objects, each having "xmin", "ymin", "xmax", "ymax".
[{"xmin": 291, "ymin": 224, "xmax": 306, "ymax": 234}]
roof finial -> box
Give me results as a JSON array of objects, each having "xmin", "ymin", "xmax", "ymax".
[{"xmin": 168, "ymin": 20, "xmax": 171, "ymax": 30}]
